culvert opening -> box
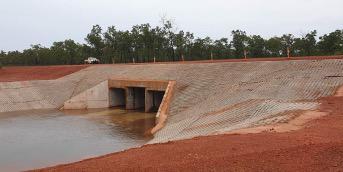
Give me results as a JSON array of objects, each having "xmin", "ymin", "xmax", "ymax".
[
  {"xmin": 109, "ymin": 88, "xmax": 126, "ymax": 107},
  {"xmin": 127, "ymin": 87, "xmax": 145, "ymax": 110},
  {"xmin": 108, "ymin": 86, "xmax": 166, "ymax": 112},
  {"xmin": 146, "ymin": 90, "xmax": 165, "ymax": 112}
]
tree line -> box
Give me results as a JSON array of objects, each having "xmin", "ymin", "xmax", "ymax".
[{"xmin": 0, "ymin": 20, "xmax": 343, "ymax": 66}]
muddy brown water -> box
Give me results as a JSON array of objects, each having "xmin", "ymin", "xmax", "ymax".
[{"xmin": 0, "ymin": 108, "xmax": 156, "ymax": 172}]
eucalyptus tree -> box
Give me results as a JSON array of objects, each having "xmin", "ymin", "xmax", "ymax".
[
  {"xmin": 247, "ymin": 35, "xmax": 266, "ymax": 57},
  {"xmin": 161, "ymin": 20, "xmax": 177, "ymax": 61},
  {"xmin": 138, "ymin": 24, "xmax": 155, "ymax": 62},
  {"xmin": 302, "ymin": 30, "xmax": 318, "ymax": 56},
  {"xmin": 212, "ymin": 38, "xmax": 231, "ymax": 59},
  {"xmin": 183, "ymin": 32, "xmax": 194, "ymax": 59},
  {"xmin": 0, "ymin": 50, "xmax": 5, "ymax": 56},
  {"xmin": 0, "ymin": 51, "xmax": 6, "ymax": 67},
  {"xmin": 292, "ymin": 30, "xmax": 318, "ymax": 56},
  {"xmin": 318, "ymin": 30, "xmax": 343, "ymax": 55},
  {"xmin": 174, "ymin": 31, "xmax": 188, "ymax": 60},
  {"xmin": 23, "ymin": 44, "xmax": 44, "ymax": 65},
  {"xmin": 190, "ymin": 37, "xmax": 213, "ymax": 60},
  {"xmin": 131, "ymin": 24, "xmax": 146, "ymax": 62},
  {"xmin": 280, "ymin": 34, "xmax": 295, "ymax": 56},
  {"xmin": 1, "ymin": 21, "xmax": 342, "ymax": 66},
  {"xmin": 115, "ymin": 30, "xmax": 133, "ymax": 63},
  {"xmin": 231, "ymin": 30, "xmax": 249, "ymax": 58},
  {"xmin": 49, "ymin": 40, "xmax": 83, "ymax": 65},
  {"xmin": 3, "ymin": 51, "xmax": 22, "ymax": 65},
  {"xmin": 85, "ymin": 25, "xmax": 105, "ymax": 58},
  {"xmin": 103, "ymin": 26, "xmax": 120, "ymax": 63},
  {"xmin": 266, "ymin": 37, "xmax": 282, "ymax": 57},
  {"xmin": 50, "ymin": 41, "xmax": 68, "ymax": 64},
  {"xmin": 151, "ymin": 26, "xmax": 166, "ymax": 61}
]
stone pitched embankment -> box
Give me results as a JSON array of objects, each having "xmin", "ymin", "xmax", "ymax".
[{"xmin": 1, "ymin": 59, "xmax": 343, "ymax": 142}]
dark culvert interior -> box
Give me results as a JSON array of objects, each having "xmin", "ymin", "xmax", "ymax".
[
  {"xmin": 127, "ymin": 87, "xmax": 146, "ymax": 110},
  {"xmin": 146, "ymin": 90, "xmax": 165, "ymax": 112},
  {"xmin": 109, "ymin": 87, "xmax": 165, "ymax": 112},
  {"xmin": 109, "ymin": 88, "xmax": 126, "ymax": 107}
]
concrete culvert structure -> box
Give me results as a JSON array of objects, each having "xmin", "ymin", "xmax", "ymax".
[{"xmin": 107, "ymin": 79, "xmax": 172, "ymax": 114}]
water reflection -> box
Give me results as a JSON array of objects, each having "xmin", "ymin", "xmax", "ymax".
[{"xmin": 0, "ymin": 108, "xmax": 156, "ymax": 172}]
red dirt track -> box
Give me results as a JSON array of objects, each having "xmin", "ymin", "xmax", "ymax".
[
  {"xmin": 0, "ymin": 65, "xmax": 88, "ymax": 82},
  {"xmin": 32, "ymin": 88, "xmax": 343, "ymax": 172}
]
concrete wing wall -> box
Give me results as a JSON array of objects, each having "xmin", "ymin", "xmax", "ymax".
[{"xmin": 63, "ymin": 80, "xmax": 109, "ymax": 109}]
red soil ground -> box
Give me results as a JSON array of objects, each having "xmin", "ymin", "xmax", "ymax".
[
  {"xmin": 0, "ymin": 65, "xmax": 88, "ymax": 82},
  {"xmin": 32, "ymin": 87, "xmax": 343, "ymax": 172}
]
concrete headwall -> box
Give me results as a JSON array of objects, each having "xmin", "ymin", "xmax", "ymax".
[{"xmin": 108, "ymin": 79, "xmax": 169, "ymax": 91}]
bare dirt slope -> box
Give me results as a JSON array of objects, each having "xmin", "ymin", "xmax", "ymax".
[
  {"xmin": 0, "ymin": 65, "xmax": 87, "ymax": 82},
  {"xmin": 32, "ymin": 88, "xmax": 343, "ymax": 172}
]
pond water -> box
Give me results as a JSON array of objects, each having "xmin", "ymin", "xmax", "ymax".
[{"xmin": 0, "ymin": 108, "xmax": 156, "ymax": 172}]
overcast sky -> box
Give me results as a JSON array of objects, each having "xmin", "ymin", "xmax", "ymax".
[{"xmin": 1, "ymin": 0, "xmax": 342, "ymax": 51}]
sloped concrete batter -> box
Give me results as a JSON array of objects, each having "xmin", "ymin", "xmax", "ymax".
[{"xmin": 1, "ymin": 59, "xmax": 343, "ymax": 143}]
